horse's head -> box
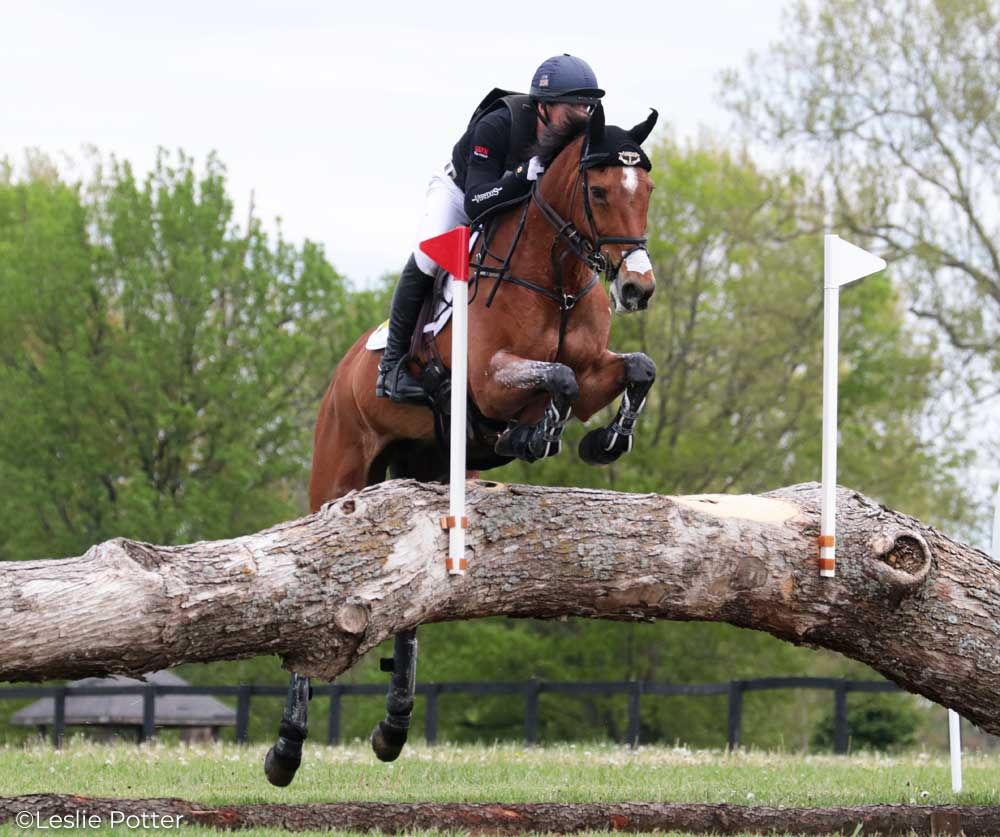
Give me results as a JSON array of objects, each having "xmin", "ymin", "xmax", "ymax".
[
  {"xmin": 535, "ymin": 105, "xmax": 658, "ymax": 313},
  {"xmin": 579, "ymin": 105, "xmax": 658, "ymax": 312}
]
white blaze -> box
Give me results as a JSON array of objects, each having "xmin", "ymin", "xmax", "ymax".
[{"xmin": 622, "ymin": 166, "xmax": 638, "ymax": 194}]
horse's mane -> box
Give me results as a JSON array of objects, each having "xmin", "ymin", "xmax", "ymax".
[{"xmin": 529, "ymin": 111, "xmax": 591, "ymax": 167}]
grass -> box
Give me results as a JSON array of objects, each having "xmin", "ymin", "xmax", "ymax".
[{"xmin": 2, "ymin": 738, "xmax": 998, "ymax": 835}]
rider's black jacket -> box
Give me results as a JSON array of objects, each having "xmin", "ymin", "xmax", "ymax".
[{"xmin": 451, "ymin": 105, "xmax": 537, "ymax": 220}]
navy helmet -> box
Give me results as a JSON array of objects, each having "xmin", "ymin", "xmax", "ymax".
[{"xmin": 529, "ymin": 54, "xmax": 604, "ymax": 105}]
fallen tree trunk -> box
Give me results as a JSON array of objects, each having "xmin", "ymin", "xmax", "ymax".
[
  {"xmin": 0, "ymin": 796, "xmax": 987, "ymax": 835},
  {"xmin": 2, "ymin": 480, "xmax": 998, "ymax": 735}
]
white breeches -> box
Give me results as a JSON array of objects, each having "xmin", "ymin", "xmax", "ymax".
[{"xmin": 412, "ymin": 164, "xmax": 469, "ymax": 276}]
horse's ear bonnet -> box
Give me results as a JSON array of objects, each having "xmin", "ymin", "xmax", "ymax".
[{"xmin": 580, "ymin": 105, "xmax": 658, "ymax": 172}]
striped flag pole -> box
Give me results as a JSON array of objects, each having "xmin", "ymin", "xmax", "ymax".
[
  {"xmin": 418, "ymin": 226, "xmax": 471, "ymax": 575},
  {"xmin": 820, "ymin": 236, "xmax": 886, "ymax": 577}
]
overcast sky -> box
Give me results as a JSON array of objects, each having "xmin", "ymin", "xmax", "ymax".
[{"xmin": 2, "ymin": 0, "xmax": 790, "ymax": 284}]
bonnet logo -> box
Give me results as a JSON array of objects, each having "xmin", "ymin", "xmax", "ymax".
[{"xmin": 618, "ymin": 150, "xmax": 641, "ymax": 166}]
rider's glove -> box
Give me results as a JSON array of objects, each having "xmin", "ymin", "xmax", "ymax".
[{"xmin": 515, "ymin": 156, "xmax": 546, "ymax": 182}]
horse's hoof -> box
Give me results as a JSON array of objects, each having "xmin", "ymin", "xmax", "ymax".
[
  {"xmin": 264, "ymin": 744, "xmax": 301, "ymax": 787},
  {"xmin": 494, "ymin": 424, "xmax": 538, "ymax": 462},
  {"xmin": 370, "ymin": 721, "xmax": 407, "ymax": 762},
  {"xmin": 579, "ymin": 428, "xmax": 623, "ymax": 465}
]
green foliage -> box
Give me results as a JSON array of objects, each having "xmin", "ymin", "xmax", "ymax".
[
  {"xmin": 811, "ymin": 692, "xmax": 921, "ymax": 752},
  {"xmin": 0, "ymin": 150, "xmax": 362, "ymax": 561},
  {"xmin": 722, "ymin": 0, "xmax": 1000, "ymax": 537}
]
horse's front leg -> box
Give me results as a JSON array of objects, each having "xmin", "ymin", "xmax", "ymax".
[
  {"xmin": 573, "ymin": 351, "xmax": 656, "ymax": 465},
  {"xmin": 482, "ymin": 352, "xmax": 580, "ymax": 463}
]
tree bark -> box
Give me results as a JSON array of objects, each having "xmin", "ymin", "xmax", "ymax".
[
  {"xmin": 2, "ymin": 479, "xmax": 998, "ymax": 735},
  {"xmin": 0, "ymin": 795, "xmax": 987, "ymax": 835}
]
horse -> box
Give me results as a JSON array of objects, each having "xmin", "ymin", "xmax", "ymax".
[{"xmin": 264, "ymin": 104, "xmax": 659, "ymax": 786}]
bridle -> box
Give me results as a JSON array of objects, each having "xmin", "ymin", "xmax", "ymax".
[{"xmin": 472, "ymin": 148, "xmax": 650, "ymax": 360}]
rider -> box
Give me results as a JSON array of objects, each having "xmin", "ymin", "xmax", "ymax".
[{"xmin": 375, "ymin": 54, "xmax": 605, "ymax": 404}]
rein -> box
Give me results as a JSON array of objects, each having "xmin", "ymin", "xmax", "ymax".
[{"xmin": 471, "ymin": 160, "xmax": 649, "ymax": 361}]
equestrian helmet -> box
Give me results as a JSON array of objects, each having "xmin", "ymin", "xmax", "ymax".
[{"xmin": 529, "ymin": 54, "xmax": 605, "ymax": 105}]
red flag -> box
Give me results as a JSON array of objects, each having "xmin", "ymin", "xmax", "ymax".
[{"xmin": 418, "ymin": 226, "xmax": 470, "ymax": 282}]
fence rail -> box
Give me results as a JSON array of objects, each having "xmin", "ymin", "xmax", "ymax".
[{"xmin": 1, "ymin": 677, "xmax": 904, "ymax": 752}]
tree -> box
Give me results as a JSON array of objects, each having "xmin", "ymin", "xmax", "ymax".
[
  {"xmin": 722, "ymin": 0, "xmax": 1000, "ymax": 404},
  {"xmin": 0, "ymin": 150, "xmax": 358, "ymax": 562}
]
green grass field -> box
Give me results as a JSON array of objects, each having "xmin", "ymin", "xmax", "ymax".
[{"xmin": 2, "ymin": 738, "xmax": 998, "ymax": 835}]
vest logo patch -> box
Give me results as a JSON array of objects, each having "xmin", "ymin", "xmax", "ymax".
[
  {"xmin": 618, "ymin": 150, "xmax": 641, "ymax": 166},
  {"xmin": 470, "ymin": 186, "xmax": 503, "ymax": 204},
  {"xmin": 473, "ymin": 145, "xmax": 490, "ymax": 158}
]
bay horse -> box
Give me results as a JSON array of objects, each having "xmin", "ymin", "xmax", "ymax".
[{"xmin": 265, "ymin": 104, "xmax": 659, "ymax": 786}]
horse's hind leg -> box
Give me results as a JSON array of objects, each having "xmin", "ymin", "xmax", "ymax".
[
  {"xmin": 368, "ymin": 442, "xmax": 445, "ymax": 762},
  {"xmin": 575, "ymin": 351, "xmax": 656, "ymax": 465},
  {"xmin": 266, "ymin": 360, "xmax": 380, "ymax": 786},
  {"xmin": 371, "ymin": 629, "xmax": 418, "ymax": 761},
  {"xmin": 264, "ymin": 673, "xmax": 311, "ymax": 786}
]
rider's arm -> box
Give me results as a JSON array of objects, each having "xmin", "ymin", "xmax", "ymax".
[{"xmin": 462, "ymin": 111, "xmax": 532, "ymax": 219}]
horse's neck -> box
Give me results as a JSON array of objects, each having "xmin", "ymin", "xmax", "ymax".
[{"xmin": 505, "ymin": 172, "xmax": 592, "ymax": 293}]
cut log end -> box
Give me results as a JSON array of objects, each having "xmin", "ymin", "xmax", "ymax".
[{"xmin": 673, "ymin": 494, "xmax": 800, "ymax": 524}]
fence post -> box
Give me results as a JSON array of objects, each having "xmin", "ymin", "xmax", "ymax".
[
  {"xmin": 727, "ymin": 680, "xmax": 744, "ymax": 751},
  {"xmin": 425, "ymin": 684, "xmax": 440, "ymax": 745},
  {"xmin": 140, "ymin": 684, "xmax": 156, "ymax": 742},
  {"xmin": 523, "ymin": 678, "xmax": 541, "ymax": 745},
  {"xmin": 52, "ymin": 686, "xmax": 66, "ymax": 748},
  {"xmin": 235, "ymin": 684, "xmax": 251, "ymax": 745},
  {"xmin": 327, "ymin": 685, "xmax": 342, "ymax": 746},
  {"xmin": 627, "ymin": 681, "xmax": 641, "ymax": 749},
  {"xmin": 834, "ymin": 681, "xmax": 849, "ymax": 754}
]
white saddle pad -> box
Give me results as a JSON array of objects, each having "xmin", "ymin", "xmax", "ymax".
[
  {"xmin": 365, "ymin": 231, "xmax": 479, "ymax": 352},
  {"xmin": 365, "ymin": 277, "xmax": 456, "ymax": 351}
]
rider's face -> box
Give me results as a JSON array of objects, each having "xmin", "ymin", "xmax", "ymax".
[{"xmin": 542, "ymin": 102, "xmax": 593, "ymax": 130}]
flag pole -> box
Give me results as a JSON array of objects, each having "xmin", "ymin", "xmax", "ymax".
[
  {"xmin": 820, "ymin": 236, "xmax": 840, "ymax": 577},
  {"xmin": 418, "ymin": 226, "xmax": 471, "ymax": 575},
  {"xmin": 819, "ymin": 235, "xmax": 886, "ymax": 578}
]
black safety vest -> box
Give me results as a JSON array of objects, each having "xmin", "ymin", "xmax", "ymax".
[{"xmin": 464, "ymin": 88, "xmax": 538, "ymax": 170}]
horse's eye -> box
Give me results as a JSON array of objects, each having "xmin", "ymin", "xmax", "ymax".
[{"xmin": 590, "ymin": 186, "xmax": 607, "ymax": 201}]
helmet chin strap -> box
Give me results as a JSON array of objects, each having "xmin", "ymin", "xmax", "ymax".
[{"xmin": 536, "ymin": 102, "xmax": 551, "ymax": 127}]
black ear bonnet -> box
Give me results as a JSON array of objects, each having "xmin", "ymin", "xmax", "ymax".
[{"xmin": 580, "ymin": 105, "xmax": 658, "ymax": 171}]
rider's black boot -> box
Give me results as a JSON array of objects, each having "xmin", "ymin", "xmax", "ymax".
[{"xmin": 375, "ymin": 255, "xmax": 436, "ymax": 404}]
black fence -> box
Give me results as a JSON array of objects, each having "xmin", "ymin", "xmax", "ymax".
[{"xmin": 1, "ymin": 677, "xmax": 903, "ymax": 752}]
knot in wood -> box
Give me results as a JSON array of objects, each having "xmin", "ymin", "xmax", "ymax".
[{"xmin": 866, "ymin": 528, "xmax": 932, "ymax": 602}]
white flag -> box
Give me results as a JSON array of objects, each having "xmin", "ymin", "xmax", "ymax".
[{"xmin": 825, "ymin": 235, "xmax": 887, "ymax": 289}]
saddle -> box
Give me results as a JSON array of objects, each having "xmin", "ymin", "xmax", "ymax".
[
  {"xmin": 390, "ymin": 195, "xmax": 535, "ymax": 471},
  {"xmin": 407, "ymin": 254, "xmax": 516, "ymax": 472}
]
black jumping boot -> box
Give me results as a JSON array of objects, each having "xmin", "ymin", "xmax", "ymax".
[{"xmin": 375, "ymin": 255, "xmax": 436, "ymax": 404}]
